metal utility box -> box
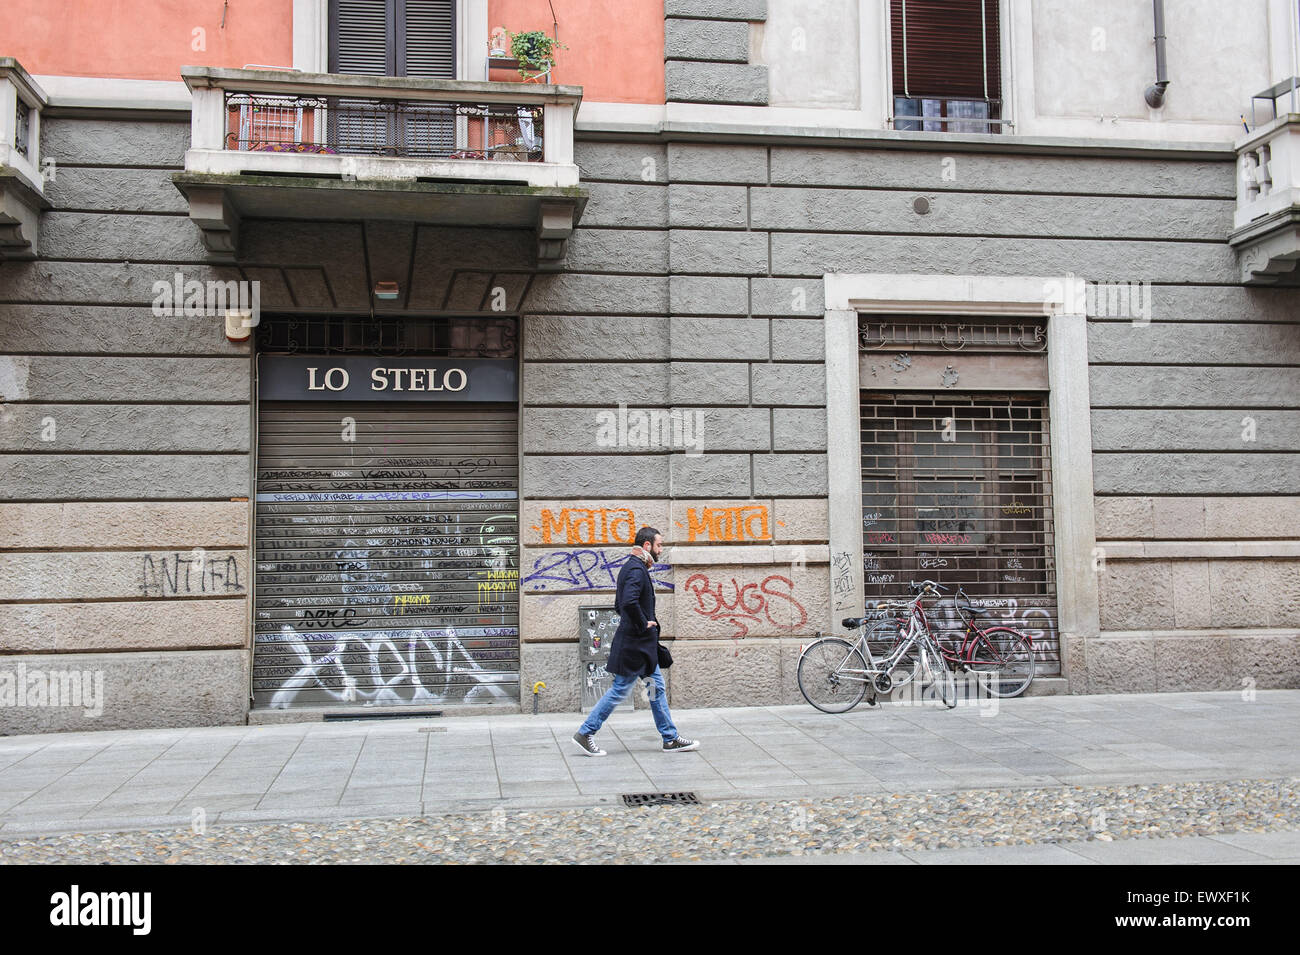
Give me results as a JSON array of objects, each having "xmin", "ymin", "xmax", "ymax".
[{"xmin": 578, "ymin": 606, "xmax": 632, "ymax": 712}]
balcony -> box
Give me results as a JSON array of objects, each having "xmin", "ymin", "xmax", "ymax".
[
  {"xmin": 0, "ymin": 57, "xmax": 50, "ymax": 259},
  {"xmin": 1230, "ymin": 94, "xmax": 1300, "ymax": 285},
  {"xmin": 173, "ymin": 67, "xmax": 586, "ymax": 269}
]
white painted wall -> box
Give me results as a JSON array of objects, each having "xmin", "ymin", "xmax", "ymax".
[
  {"xmin": 1012, "ymin": 0, "xmax": 1281, "ymax": 141},
  {"xmin": 762, "ymin": 0, "xmax": 862, "ymax": 110},
  {"xmin": 751, "ymin": 0, "xmax": 1298, "ymax": 144}
]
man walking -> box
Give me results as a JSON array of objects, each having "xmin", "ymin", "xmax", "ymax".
[{"xmin": 572, "ymin": 527, "xmax": 699, "ymax": 756}]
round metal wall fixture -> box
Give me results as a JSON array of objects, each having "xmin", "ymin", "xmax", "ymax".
[{"xmin": 912, "ymin": 196, "xmax": 932, "ymax": 215}]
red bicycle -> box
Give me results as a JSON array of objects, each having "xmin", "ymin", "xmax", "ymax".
[{"xmin": 868, "ymin": 582, "xmax": 1036, "ymax": 698}]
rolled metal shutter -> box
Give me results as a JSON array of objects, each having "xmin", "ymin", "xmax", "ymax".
[
  {"xmin": 860, "ymin": 392, "xmax": 1060, "ymax": 674},
  {"xmin": 253, "ymin": 402, "xmax": 519, "ymax": 709}
]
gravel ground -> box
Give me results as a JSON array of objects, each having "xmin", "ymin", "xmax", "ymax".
[{"xmin": 2, "ymin": 776, "xmax": 1295, "ymax": 864}]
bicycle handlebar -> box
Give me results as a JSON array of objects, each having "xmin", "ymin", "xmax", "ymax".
[{"xmin": 908, "ymin": 579, "xmax": 948, "ymax": 596}]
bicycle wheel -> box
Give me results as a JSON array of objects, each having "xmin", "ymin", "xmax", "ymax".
[
  {"xmin": 798, "ymin": 638, "xmax": 869, "ymax": 713},
  {"xmin": 966, "ymin": 627, "xmax": 1035, "ymax": 698},
  {"xmin": 920, "ymin": 638, "xmax": 957, "ymax": 709}
]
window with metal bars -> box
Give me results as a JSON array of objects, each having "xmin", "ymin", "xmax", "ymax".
[
  {"xmin": 256, "ymin": 315, "xmax": 517, "ymax": 358},
  {"xmin": 860, "ymin": 392, "xmax": 1059, "ymax": 671},
  {"xmin": 890, "ymin": 0, "xmax": 1003, "ymax": 133}
]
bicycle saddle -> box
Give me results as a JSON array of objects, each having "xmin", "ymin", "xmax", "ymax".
[{"xmin": 841, "ymin": 617, "xmax": 867, "ymax": 629}]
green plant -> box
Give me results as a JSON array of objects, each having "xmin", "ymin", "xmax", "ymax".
[{"xmin": 509, "ymin": 30, "xmax": 566, "ymax": 77}]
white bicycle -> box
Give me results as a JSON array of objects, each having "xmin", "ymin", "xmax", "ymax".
[{"xmin": 797, "ymin": 580, "xmax": 957, "ymax": 712}]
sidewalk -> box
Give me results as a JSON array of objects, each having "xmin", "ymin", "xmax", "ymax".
[{"xmin": 1, "ymin": 690, "xmax": 1297, "ymax": 863}]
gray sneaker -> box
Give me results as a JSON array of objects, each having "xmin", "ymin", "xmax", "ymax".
[
  {"xmin": 662, "ymin": 736, "xmax": 700, "ymax": 753},
  {"xmin": 572, "ymin": 732, "xmax": 606, "ymax": 757}
]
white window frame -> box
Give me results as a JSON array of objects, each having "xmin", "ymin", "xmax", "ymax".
[{"xmin": 823, "ymin": 273, "xmax": 1100, "ymax": 686}]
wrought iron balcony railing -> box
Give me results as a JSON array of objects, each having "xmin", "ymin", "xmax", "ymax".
[
  {"xmin": 223, "ymin": 93, "xmax": 543, "ymax": 162},
  {"xmin": 182, "ymin": 67, "xmax": 580, "ymax": 188}
]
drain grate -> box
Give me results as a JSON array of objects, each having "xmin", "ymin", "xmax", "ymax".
[{"xmin": 621, "ymin": 792, "xmax": 701, "ymax": 807}]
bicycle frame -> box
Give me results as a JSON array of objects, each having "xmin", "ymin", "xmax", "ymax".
[
  {"xmin": 835, "ymin": 592, "xmax": 940, "ymax": 684},
  {"xmin": 952, "ymin": 600, "xmax": 1036, "ymax": 663},
  {"xmin": 875, "ymin": 594, "xmax": 1035, "ymax": 670}
]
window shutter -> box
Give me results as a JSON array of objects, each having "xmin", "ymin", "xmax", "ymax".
[
  {"xmin": 396, "ymin": 1, "xmax": 456, "ymax": 154},
  {"xmin": 400, "ymin": 0, "xmax": 456, "ymax": 78},
  {"xmin": 330, "ymin": 0, "xmax": 455, "ymax": 78},
  {"xmin": 890, "ymin": 0, "xmax": 1000, "ymax": 101},
  {"xmin": 331, "ymin": 0, "xmax": 394, "ymax": 75}
]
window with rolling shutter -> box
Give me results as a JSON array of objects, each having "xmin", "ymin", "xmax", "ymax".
[
  {"xmin": 329, "ymin": 0, "xmax": 457, "ymax": 155},
  {"xmin": 890, "ymin": 0, "xmax": 1002, "ymax": 133}
]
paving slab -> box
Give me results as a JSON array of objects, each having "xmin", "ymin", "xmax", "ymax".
[
  {"xmin": 1, "ymin": 691, "xmax": 1298, "ymax": 852},
  {"xmin": 1204, "ymin": 828, "xmax": 1300, "ymax": 859},
  {"xmin": 901, "ymin": 842, "xmax": 1099, "ymax": 864},
  {"xmin": 1062, "ymin": 835, "xmax": 1273, "ymax": 865}
]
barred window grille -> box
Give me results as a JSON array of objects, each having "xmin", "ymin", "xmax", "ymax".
[
  {"xmin": 860, "ymin": 392, "xmax": 1060, "ymax": 672},
  {"xmin": 256, "ymin": 315, "xmax": 518, "ymax": 358}
]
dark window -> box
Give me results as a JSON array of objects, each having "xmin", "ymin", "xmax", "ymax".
[{"xmin": 890, "ymin": 0, "xmax": 1001, "ymax": 133}]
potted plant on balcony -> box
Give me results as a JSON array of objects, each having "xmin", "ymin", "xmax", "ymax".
[{"xmin": 508, "ymin": 29, "xmax": 565, "ymax": 82}]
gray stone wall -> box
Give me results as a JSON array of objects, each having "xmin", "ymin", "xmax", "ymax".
[
  {"xmin": 519, "ymin": 138, "xmax": 832, "ymax": 714},
  {"xmin": 665, "ymin": 1, "xmax": 769, "ymax": 105},
  {"xmin": 0, "ymin": 116, "xmax": 253, "ymax": 733},
  {"xmin": 1083, "ymin": 263, "xmax": 1300, "ymax": 693},
  {"xmin": 6, "ymin": 106, "xmax": 1298, "ymax": 732},
  {"xmin": 520, "ymin": 135, "xmax": 1300, "ymax": 708}
]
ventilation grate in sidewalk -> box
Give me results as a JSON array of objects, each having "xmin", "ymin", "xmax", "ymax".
[{"xmin": 621, "ymin": 792, "xmax": 701, "ymax": 807}]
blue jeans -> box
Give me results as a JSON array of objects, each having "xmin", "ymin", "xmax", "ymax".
[{"xmin": 578, "ymin": 666, "xmax": 677, "ymax": 744}]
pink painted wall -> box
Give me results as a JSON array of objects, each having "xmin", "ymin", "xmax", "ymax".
[
  {"xmin": 486, "ymin": 0, "xmax": 664, "ymax": 103},
  {"xmin": 0, "ymin": 0, "xmax": 663, "ymax": 102},
  {"xmin": 2, "ymin": 0, "xmax": 294, "ymax": 80}
]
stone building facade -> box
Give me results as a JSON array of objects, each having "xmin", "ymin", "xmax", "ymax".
[{"xmin": 2, "ymin": 0, "xmax": 1298, "ymax": 733}]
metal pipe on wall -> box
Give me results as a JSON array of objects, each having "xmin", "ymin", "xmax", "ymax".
[{"xmin": 1144, "ymin": 0, "xmax": 1170, "ymax": 108}]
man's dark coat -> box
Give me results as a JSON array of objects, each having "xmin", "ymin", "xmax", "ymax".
[{"xmin": 605, "ymin": 554, "xmax": 659, "ymax": 679}]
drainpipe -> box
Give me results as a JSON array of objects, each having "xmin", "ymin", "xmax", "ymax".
[{"xmin": 1144, "ymin": 0, "xmax": 1170, "ymax": 108}]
